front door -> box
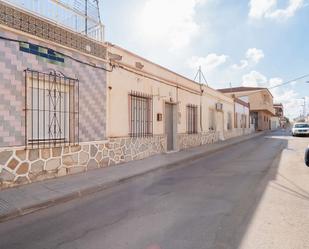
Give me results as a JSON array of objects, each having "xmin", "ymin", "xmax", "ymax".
[{"xmin": 165, "ymin": 103, "xmax": 174, "ymax": 151}]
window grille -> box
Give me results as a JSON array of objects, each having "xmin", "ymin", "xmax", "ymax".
[
  {"xmin": 24, "ymin": 69, "xmax": 79, "ymax": 148},
  {"xmin": 129, "ymin": 91, "xmax": 153, "ymax": 137},
  {"xmin": 187, "ymin": 104, "xmax": 198, "ymax": 134}
]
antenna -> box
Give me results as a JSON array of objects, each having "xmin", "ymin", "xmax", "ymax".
[{"xmin": 194, "ymin": 66, "xmax": 208, "ymax": 85}]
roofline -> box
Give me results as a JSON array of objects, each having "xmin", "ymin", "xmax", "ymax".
[
  {"xmin": 106, "ymin": 42, "xmax": 230, "ymax": 97},
  {"xmin": 218, "ymin": 87, "xmax": 274, "ymax": 98}
]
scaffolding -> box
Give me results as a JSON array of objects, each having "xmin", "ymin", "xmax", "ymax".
[{"xmin": 2, "ymin": 0, "xmax": 104, "ymax": 42}]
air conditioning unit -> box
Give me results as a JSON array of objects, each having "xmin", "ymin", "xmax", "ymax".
[{"xmin": 216, "ymin": 103, "xmax": 223, "ymax": 111}]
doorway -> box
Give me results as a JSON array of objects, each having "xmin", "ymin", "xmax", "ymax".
[{"xmin": 165, "ymin": 103, "xmax": 175, "ymax": 151}]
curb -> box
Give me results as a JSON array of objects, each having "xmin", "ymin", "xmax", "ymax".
[{"xmin": 0, "ymin": 131, "xmax": 267, "ymax": 223}]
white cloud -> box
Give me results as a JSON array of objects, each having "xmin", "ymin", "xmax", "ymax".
[
  {"xmin": 269, "ymin": 78, "xmax": 302, "ymax": 118},
  {"xmin": 268, "ymin": 0, "xmax": 304, "ymax": 19},
  {"xmin": 232, "ymin": 48, "xmax": 264, "ymax": 70},
  {"xmin": 249, "ymin": 0, "xmax": 276, "ymax": 19},
  {"xmin": 272, "ymin": 88, "xmax": 301, "ymax": 118},
  {"xmin": 137, "ymin": 0, "xmax": 207, "ymax": 51},
  {"xmin": 249, "ymin": 0, "xmax": 305, "ymax": 20},
  {"xmin": 269, "ymin": 77, "xmax": 283, "ymax": 87},
  {"xmin": 246, "ymin": 48, "xmax": 265, "ymax": 64},
  {"xmin": 232, "ymin": 60, "xmax": 249, "ymax": 70},
  {"xmin": 242, "ymin": 70, "xmax": 268, "ymax": 87},
  {"xmin": 188, "ymin": 53, "xmax": 228, "ymax": 72}
]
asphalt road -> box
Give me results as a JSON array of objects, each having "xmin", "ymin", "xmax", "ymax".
[{"xmin": 0, "ymin": 130, "xmax": 307, "ymax": 249}]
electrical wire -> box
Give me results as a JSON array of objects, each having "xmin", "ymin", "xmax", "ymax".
[
  {"xmin": 268, "ymin": 74, "xmax": 309, "ymax": 89},
  {"xmin": 229, "ymin": 73, "xmax": 309, "ymax": 99},
  {"xmin": 0, "ymin": 35, "xmax": 113, "ymax": 72}
]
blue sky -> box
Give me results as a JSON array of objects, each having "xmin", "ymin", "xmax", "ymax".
[
  {"xmin": 5, "ymin": 0, "xmax": 309, "ymax": 118},
  {"xmin": 101, "ymin": 0, "xmax": 309, "ymax": 119}
]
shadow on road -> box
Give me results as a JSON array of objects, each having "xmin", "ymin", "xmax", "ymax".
[
  {"xmin": 229, "ymin": 130, "xmax": 309, "ymax": 249},
  {"xmin": 0, "ymin": 130, "xmax": 306, "ymax": 249}
]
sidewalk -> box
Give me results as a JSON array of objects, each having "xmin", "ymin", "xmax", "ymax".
[{"xmin": 0, "ymin": 131, "xmax": 266, "ymax": 222}]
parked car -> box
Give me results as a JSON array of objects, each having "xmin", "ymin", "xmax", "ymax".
[
  {"xmin": 305, "ymin": 148, "xmax": 309, "ymax": 166},
  {"xmin": 292, "ymin": 122, "xmax": 309, "ymax": 136}
]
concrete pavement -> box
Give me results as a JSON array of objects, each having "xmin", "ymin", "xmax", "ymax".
[
  {"xmin": 0, "ymin": 131, "xmax": 263, "ymax": 222},
  {"xmin": 0, "ymin": 130, "xmax": 300, "ymax": 249},
  {"xmin": 239, "ymin": 133, "xmax": 309, "ymax": 249}
]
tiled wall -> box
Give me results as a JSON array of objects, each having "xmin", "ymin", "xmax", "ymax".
[
  {"xmin": 0, "ymin": 1, "xmax": 106, "ymax": 58},
  {"xmin": 0, "ymin": 27, "xmax": 107, "ymax": 146}
]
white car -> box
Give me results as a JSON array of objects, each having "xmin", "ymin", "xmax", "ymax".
[{"xmin": 292, "ymin": 122, "xmax": 309, "ymax": 136}]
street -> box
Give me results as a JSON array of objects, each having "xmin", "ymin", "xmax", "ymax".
[{"xmin": 0, "ymin": 130, "xmax": 309, "ymax": 249}]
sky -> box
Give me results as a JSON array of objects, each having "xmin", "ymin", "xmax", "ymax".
[
  {"xmin": 100, "ymin": 0, "xmax": 309, "ymax": 119},
  {"xmin": 5, "ymin": 0, "xmax": 309, "ymax": 119}
]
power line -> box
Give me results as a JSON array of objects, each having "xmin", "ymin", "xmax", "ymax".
[
  {"xmin": 233, "ymin": 73, "xmax": 309, "ymax": 99},
  {"xmin": 268, "ymin": 73, "xmax": 309, "ymax": 89}
]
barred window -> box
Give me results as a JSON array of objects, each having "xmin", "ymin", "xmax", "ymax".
[
  {"xmin": 129, "ymin": 91, "xmax": 153, "ymax": 137},
  {"xmin": 25, "ymin": 69, "xmax": 79, "ymax": 148},
  {"xmin": 187, "ymin": 104, "xmax": 198, "ymax": 134}
]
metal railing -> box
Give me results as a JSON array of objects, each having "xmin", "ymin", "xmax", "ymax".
[
  {"xmin": 187, "ymin": 104, "xmax": 198, "ymax": 134},
  {"xmin": 129, "ymin": 91, "xmax": 153, "ymax": 137},
  {"xmin": 25, "ymin": 69, "xmax": 79, "ymax": 148},
  {"xmin": 2, "ymin": 0, "xmax": 104, "ymax": 42}
]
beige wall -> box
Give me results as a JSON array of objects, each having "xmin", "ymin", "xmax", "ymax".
[
  {"xmin": 257, "ymin": 110, "xmax": 272, "ymax": 130},
  {"xmin": 225, "ymin": 90, "xmax": 274, "ymax": 115},
  {"xmin": 107, "ymin": 44, "xmax": 235, "ymax": 138}
]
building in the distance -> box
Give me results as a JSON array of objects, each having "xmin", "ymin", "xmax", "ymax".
[
  {"xmin": 218, "ymin": 87, "xmax": 275, "ymax": 131},
  {"xmin": 272, "ymin": 103, "xmax": 285, "ymax": 129}
]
